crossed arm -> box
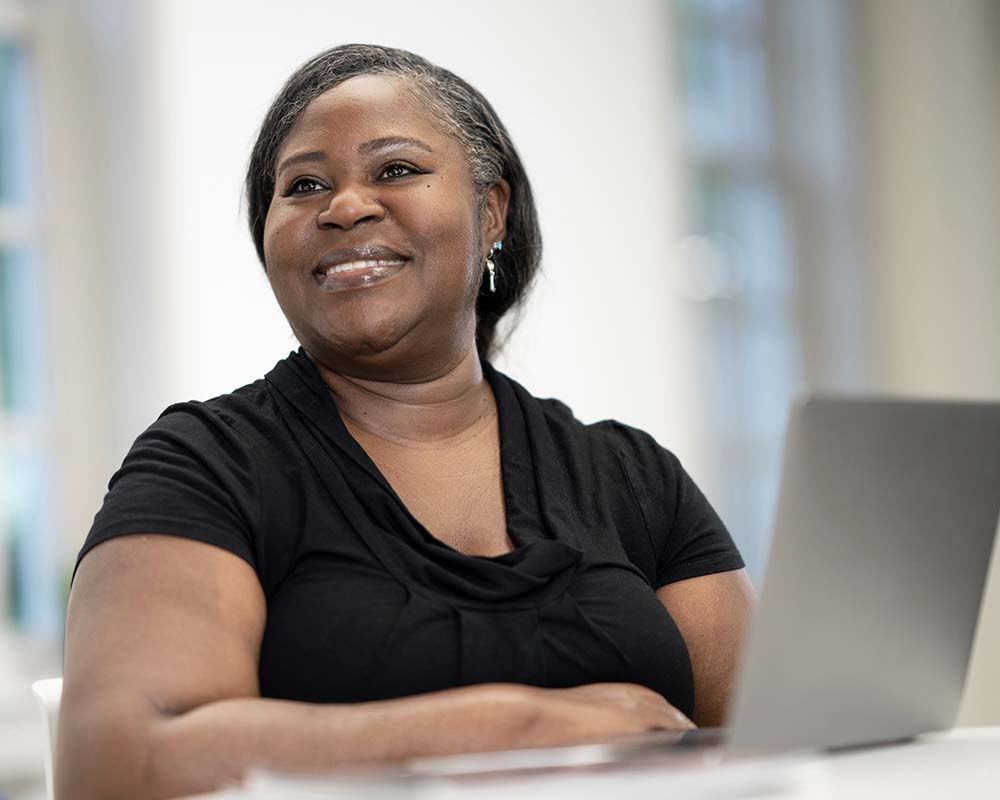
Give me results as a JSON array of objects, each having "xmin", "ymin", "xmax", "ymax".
[{"xmin": 59, "ymin": 534, "xmax": 753, "ymax": 799}]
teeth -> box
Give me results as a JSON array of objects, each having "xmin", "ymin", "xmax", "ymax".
[{"xmin": 320, "ymin": 259, "xmax": 403, "ymax": 276}]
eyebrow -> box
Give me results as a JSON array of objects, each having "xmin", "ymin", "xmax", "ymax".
[
  {"xmin": 358, "ymin": 136, "xmax": 434, "ymax": 155},
  {"xmin": 275, "ymin": 150, "xmax": 327, "ymax": 177},
  {"xmin": 276, "ymin": 137, "xmax": 435, "ymax": 177}
]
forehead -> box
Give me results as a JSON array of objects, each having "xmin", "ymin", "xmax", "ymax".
[{"xmin": 278, "ymin": 74, "xmax": 459, "ymax": 157}]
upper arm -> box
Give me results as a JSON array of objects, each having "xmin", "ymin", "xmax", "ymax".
[
  {"xmin": 58, "ymin": 534, "xmax": 265, "ymax": 793},
  {"xmin": 604, "ymin": 422, "xmax": 751, "ymax": 724},
  {"xmin": 656, "ymin": 569, "xmax": 755, "ymax": 727}
]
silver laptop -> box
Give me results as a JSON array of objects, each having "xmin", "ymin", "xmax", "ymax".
[{"xmin": 724, "ymin": 394, "xmax": 1000, "ymax": 754}]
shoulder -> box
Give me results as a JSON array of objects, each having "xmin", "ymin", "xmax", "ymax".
[
  {"xmin": 534, "ymin": 393, "xmax": 682, "ymax": 479},
  {"xmin": 81, "ymin": 380, "xmax": 277, "ymax": 580},
  {"xmin": 518, "ymin": 386, "xmax": 725, "ymax": 586},
  {"xmin": 540, "ymin": 395, "xmax": 743, "ymax": 585},
  {"xmin": 138, "ymin": 361, "xmax": 306, "ymax": 466},
  {"xmin": 104, "ymin": 374, "xmax": 290, "ymax": 531},
  {"xmin": 113, "ymin": 374, "xmax": 281, "ymax": 484},
  {"xmin": 486, "ymin": 361, "xmax": 683, "ymax": 480},
  {"xmin": 152, "ymin": 377, "xmax": 273, "ymax": 436},
  {"xmin": 519, "ymin": 384, "xmax": 691, "ymax": 535}
]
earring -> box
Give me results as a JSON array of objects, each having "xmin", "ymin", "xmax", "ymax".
[{"xmin": 485, "ymin": 241, "xmax": 503, "ymax": 293}]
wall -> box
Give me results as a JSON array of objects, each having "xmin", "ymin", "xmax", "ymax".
[{"xmin": 854, "ymin": 0, "xmax": 1000, "ymax": 725}]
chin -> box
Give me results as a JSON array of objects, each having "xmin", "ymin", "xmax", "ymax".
[{"xmin": 300, "ymin": 317, "xmax": 415, "ymax": 363}]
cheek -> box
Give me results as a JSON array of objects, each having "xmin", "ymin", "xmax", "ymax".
[
  {"xmin": 412, "ymin": 191, "xmax": 481, "ymax": 271},
  {"xmin": 409, "ymin": 169, "xmax": 475, "ymax": 240},
  {"xmin": 263, "ymin": 206, "xmax": 310, "ymax": 272},
  {"xmin": 261, "ymin": 213, "xmax": 312, "ymax": 320}
]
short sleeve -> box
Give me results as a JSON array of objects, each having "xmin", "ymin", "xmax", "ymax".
[
  {"xmin": 609, "ymin": 422, "xmax": 745, "ymax": 588},
  {"xmin": 75, "ymin": 401, "xmax": 261, "ymax": 579}
]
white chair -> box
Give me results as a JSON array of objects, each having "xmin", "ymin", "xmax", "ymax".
[{"xmin": 30, "ymin": 677, "xmax": 63, "ymax": 800}]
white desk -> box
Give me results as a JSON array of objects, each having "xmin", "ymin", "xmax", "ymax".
[
  {"xmin": 185, "ymin": 726, "xmax": 1000, "ymax": 799},
  {"xmin": 801, "ymin": 727, "xmax": 1000, "ymax": 798}
]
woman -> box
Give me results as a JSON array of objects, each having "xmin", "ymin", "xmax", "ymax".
[{"xmin": 59, "ymin": 44, "xmax": 754, "ymax": 799}]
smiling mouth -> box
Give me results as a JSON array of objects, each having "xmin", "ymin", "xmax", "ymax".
[
  {"xmin": 317, "ymin": 258, "xmax": 405, "ymax": 276},
  {"xmin": 312, "ymin": 245, "xmax": 409, "ymax": 292}
]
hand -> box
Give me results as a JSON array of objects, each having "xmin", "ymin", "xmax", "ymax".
[{"xmin": 522, "ymin": 682, "xmax": 695, "ymax": 747}]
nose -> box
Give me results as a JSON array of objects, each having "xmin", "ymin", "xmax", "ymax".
[{"xmin": 316, "ymin": 183, "xmax": 385, "ymax": 230}]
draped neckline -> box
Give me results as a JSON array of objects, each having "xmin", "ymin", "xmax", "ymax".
[{"xmin": 264, "ymin": 349, "xmax": 587, "ymax": 610}]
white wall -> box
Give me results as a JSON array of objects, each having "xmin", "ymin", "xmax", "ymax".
[{"xmin": 854, "ymin": 0, "xmax": 1000, "ymax": 726}]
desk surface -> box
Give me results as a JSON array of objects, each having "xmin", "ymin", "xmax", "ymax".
[{"xmin": 184, "ymin": 726, "xmax": 1000, "ymax": 799}]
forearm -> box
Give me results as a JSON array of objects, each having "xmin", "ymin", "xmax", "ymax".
[
  {"xmin": 151, "ymin": 684, "xmax": 540, "ymax": 791},
  {"xmin": 61, "ymin": 683, "xmax": 540, "ymax": 800}
]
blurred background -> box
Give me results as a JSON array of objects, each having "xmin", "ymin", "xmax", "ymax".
[{"xmin": 1, "ymin": 0, "xmax": 999, "ymax": 796}]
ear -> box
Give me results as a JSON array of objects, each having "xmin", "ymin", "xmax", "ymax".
[{"xmin": 481, "ymin": 178, "xmax": 511, "ymax": 252}]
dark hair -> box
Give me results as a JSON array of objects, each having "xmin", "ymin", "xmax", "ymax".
[{"xmin": 245, "ymin": 44, "xmax": 542, "ymax": 361}]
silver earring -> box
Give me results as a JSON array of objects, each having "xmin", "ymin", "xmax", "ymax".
[{"xmin": 485, "ymin": 241, "xmax": 503, "ymax": 293}]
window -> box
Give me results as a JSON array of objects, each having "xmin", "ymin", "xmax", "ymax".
[
  {"xmin": 1, "ymin": 9, "xmax": 60, "ymax": 643},
  {"xmin": 672, "ymin": 0, "xmax": 862, "ymax": 583}
]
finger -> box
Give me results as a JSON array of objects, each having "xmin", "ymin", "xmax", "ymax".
[{"xmin": 647, "ymin": 700, "xmax": 696, "ymax": 731}]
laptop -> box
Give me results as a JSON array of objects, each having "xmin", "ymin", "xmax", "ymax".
[
  {"xmin": 245, "ymin": 395, "xmax": 1000, "ymax": 792},
  {"xmin": 725, "ymin": 394, "xmax": 1000, "ymax": 754}
]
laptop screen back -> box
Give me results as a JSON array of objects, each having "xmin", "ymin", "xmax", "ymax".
[{"xmin": 727, "ymin": 396, "xmax": 1000, "ymax": 753}]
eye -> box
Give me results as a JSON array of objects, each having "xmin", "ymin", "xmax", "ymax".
[
  {"xmin": 285, "ymin": 177, "xmax": 326, "ymax": 196},
  {"xmin": 379, "ymin": 162, "xmax": 421, "ymax": 180}
]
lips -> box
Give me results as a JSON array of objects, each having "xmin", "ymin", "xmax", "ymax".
[
  {"xmin": 311, "ymin": 244, "xmax": 409, "ymax": 293},
  {"xmin": 312, "ymin": 244, "xmax": 408, "ymax": 277}
]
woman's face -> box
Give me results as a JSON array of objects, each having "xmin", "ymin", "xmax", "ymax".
[{"xmin": 263, "ymin": 74, "xmax": 508, "ymax": 378}]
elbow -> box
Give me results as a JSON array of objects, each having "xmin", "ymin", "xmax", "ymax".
[{"xmin": 55, "ymin": 690, "xmax": 164, "ymax": 800}]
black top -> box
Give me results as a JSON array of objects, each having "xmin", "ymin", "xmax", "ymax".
[{"xmin": 78, "ymin": 350, "xmax": 744, "ymax": 718}]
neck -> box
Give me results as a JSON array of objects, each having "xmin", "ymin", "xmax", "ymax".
[{"xmin": 310, "ymin": 345, "xmax": 494, "ymax": 445}]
